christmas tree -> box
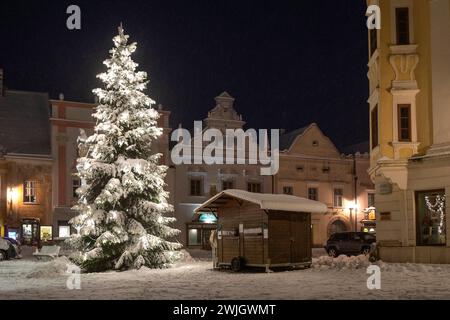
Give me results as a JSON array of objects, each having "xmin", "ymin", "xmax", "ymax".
[{"xmin": 69, "ymin": 25, "xmax": 181, "ymax": 272}]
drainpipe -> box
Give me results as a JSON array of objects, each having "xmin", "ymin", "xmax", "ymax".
[{"xmin": 353, "ymin": 156, "xmax": 358, "ymax": 232}]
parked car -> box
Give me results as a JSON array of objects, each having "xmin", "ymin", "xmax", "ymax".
[
  {"xmin": 0, "ymin": 238, "xmax": 17, "ymax": 261},
  {"xmin": 324, "ymin": 232, "xmax": 376, "ymax": 258},
  {"xmin": 4, "ymin": 237, "xmax": 22, "ymax": 258}
]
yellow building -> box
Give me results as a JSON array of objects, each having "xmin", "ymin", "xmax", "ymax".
[
  {"xmin": 275, "ymin": 124, "xmax": 375, "ymax": 247},
  {"xmin": 367, "ymin": 0, "xmax": 450, "ymax": 263}
]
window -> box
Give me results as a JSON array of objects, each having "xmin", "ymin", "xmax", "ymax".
[
  {"xmin": 371, "ymin": 105, "xmax": 379, "ymax": 149},
  {"xmin": 283, "ymin": 186, "xmax": 293, "ymax": 195},
  {"xmin": 222, "ymin": 181, "xmax": 234, "ymax": 191},
  {"xmin": 368, "ymin": 192, "xmax": 375, "ymax": 208},
  {"xmin": 72, "ymin": 179, "xmax": 81, "ymax": 198},
  {"xmin": 416, "ymin": 190, "xmax": 446, "ymax": 246},
  {"xmin": 188, "ymin": 228, "xmax": 201, "ymax": 246},
  {"xmin": 23, "ymin": 181, "xmax": 37, "ymax": 203},
  {"xmin": 190, "ymin": 178, "xmax": 202, "ymax": 196},
  {"xmin": 333, "ymin": 188, "xmax": 343, "ymax": 208},
  {"xmin": 308, "ymin": 188, "xmax": 318, "ymax": 201},
  {"xmin": 396, "ymin": 8, "xmax": 410, "ymax": 45},
  {"xmin": 59, "ymin": 226, "xmax": 71, "ymax": 238},
  {"xmin": 398, "ymin": 104, "xmax": 411, "ymax": 142},
  {"xmin": 312, "ymin": 140, "xmax": 319, "ymax": 147},
  {"xmin": 370, "ymin": 28, "xmax": 377, "ymax": 56},
  {"xmin": 248, "ymin": 182, "xmax": 262, "ymax": 193},
  {"xmin": 380, "ymin": 212, "xmax": 391, "ymax": 221},
  {"xmin": 40, "ymin": 226, "xmax": 53, "ymax": 242}
]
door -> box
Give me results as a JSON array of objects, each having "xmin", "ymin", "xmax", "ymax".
[
  {"xmin": 290, "ymin": 213, "xmax": 311, "ymax": 263},
  {"xmin": 269, "ymin": 212, "xmax": 311, "ymax": 264},
  {"xmin": 269, "ymin": 212, "xmax": 291, "ymax": 264},
  {"xmin": 21, "ymin": 219, "xmax": 39, "ymax": 246}
]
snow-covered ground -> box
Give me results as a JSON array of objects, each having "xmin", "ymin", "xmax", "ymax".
[{"xmin": 1, "ymin": 249, "xmax": 450, "ymax": 300}]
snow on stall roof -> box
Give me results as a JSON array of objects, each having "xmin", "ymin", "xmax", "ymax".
[{"xmin": 195, "ymin": 189, "xmax": 328, "ymax": 214}]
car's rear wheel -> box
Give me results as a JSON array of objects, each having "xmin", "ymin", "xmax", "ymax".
[
  {"xmin": 0, "ymin": 250, "xmax": 7, "ymax": 261},
  {"xmin": 327, "ymin": 248, "xmax": 338, "ymax": 258},
  {"xmin": 361, "ymin": 247, "xmax": 371, "ymax": 256}
]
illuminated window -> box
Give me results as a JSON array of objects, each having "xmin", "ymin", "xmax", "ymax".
[
  {"xmin": 188, "ymin": 229, "xmax": 201, "ymax": 246},
  {"xmin": 416, "ymin": 190, "xmax": 446, "ymax": 246},
  {"xmin": 59, "ymin": 226, "xmax": 71, "ymax": 238},
  {"xmin": 40, "ymin": 226, "xmax": 53, "ymax": 242},
  {"xmin": 333, "ymin": 188, "xmax": 343, "ymax": 208},
  {"xmin": 23, "ymin": 181, "xmax": 37, "ymax": 203}
]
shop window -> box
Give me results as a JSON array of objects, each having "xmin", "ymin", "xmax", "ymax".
[
  {"xmin": 333, "ymin": 188, "xmax": 343, "ymax": 208},
  {"xmin": 308, "ymin": 188, "xmax": 319, "ymax": 201},
  {"xmin": 247, "ymin": 182, "xmax": 262, "ymax": 193},
  {"xmin": 190, "ymin": 178, "xmax": 203, "ymax": 196},
  {"xmin": 40, "ymin": 226, "xmax": 53, "ymax": 242},
  {"xmin": 23, "ymin": 181, "xmax": 37, "ymax": 204},
  {"xmin": 283, "ymin": 186, "xmax": 293, "ymax": 195},
  {"xmin": 59, "ymin": 226, "xmax": 71, "ymax": 238},
  {"xmin": 416, "ymin": 190, "xmax": 446, "ymax": 246}
]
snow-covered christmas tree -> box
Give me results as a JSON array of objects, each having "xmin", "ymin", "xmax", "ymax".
[{"xmin": 69, "ymin": 25, "xmax": 181, "ymax": 272}]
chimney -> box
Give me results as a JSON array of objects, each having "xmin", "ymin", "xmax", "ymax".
[{"xmin": 0, "ymin": 69, "xmax": 4, "ymax": 97}]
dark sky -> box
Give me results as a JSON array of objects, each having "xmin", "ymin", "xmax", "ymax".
[{"xmin": 0, "ymin": 0, "xmax": 369, "ymax": 149}]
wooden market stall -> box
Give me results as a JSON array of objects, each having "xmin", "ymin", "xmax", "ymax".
[{"xmin": 195, "ymin": 189, "xmax": 328, "ymax": 271}]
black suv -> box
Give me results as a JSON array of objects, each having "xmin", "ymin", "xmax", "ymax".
[{"xmin": 324, "ymin": 232, "xmax": 376, "ymax": 257}]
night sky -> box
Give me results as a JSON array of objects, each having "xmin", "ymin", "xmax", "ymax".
[{"xmin": 0, "ymin": 0, "xmax": 369, "ymax": 149}]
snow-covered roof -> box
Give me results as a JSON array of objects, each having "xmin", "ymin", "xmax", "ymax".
[{"xmin": 195, "ymin": 189, "xmax": 328, "ymax": 214}]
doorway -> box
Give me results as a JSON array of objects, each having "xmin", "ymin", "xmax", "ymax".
[{"xmin": 21, "ymin": 219, "xmax": 40, "ymax": 246}]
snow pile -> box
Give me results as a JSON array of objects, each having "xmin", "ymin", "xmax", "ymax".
[
  {"xmin": 312, "ymin": 255, "xmax": 371, "ymax": 270},
  {"xmin": 26, "ymin": 257, "xmax": 75, "ymax": 279},
  {"xmin": 178, "ymin": 250, "xmax": 212, "ymax": 263}
]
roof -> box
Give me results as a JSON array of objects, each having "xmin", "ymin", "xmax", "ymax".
[
  {"xmin": 341, "ymin": 141, "xmax": 370, "ymax": 155},
  {"xmin": 195, "ymin": 189, "xmax": 328, "ymax": 214},
  {"xmin": 0, "ymin": 90, "xmax": 51, "ymax": 155},
  {"xmin": 279, "ymin": 126, "xmax": 310, "ymax": 151}
]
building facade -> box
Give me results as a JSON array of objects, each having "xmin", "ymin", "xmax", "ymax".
[
  {"xmin": 275, "ymin": 124, "xmax": 375, "ymax": 247},
  {"xmin": 0, "ymin": 83, "xmax": 53, "ymax": 245},
  {"xmin": 367, "ymin": 0, "xmax": 450, "ymax": 263},
  {"xmin": 50, "ymin": 98, "xmax": 173, "ymax": 240},
  {"xmin": 171, "ymin": 92, "xmax": 272, "ymax": 248}
]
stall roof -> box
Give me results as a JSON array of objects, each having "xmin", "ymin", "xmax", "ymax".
[{"xmin": 195, "ymin": 189, "xmax": 328, "ymax": 214}]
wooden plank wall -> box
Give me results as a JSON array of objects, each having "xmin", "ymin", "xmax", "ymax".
[{"xmin": 217, "ymin": 199, "xmax": 269, "ymax": 265}]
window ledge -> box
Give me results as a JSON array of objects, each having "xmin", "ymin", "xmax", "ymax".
[{"xmin": 389, "ymin": 44, "xmax": 418, "ymax": 55}]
